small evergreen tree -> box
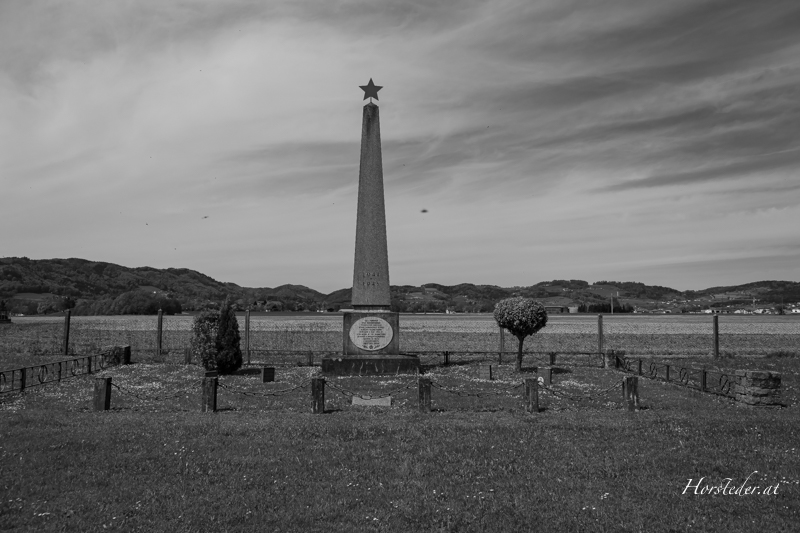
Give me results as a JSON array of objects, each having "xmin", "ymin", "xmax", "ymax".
[
  {"xmin": 493, "ymin": 297, "xmax": 548, "ymax": 372},
  {"xmin": 191, "ymin": 309, "xmax": 219, "ymax": 371},
  {"xmin": 215, "ymin": 298, "xmax": 243, "ymax": 374}
]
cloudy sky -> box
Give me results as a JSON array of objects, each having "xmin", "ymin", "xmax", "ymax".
[{"xmin": 1, "ymin": 0, "xmax": 799, "ymax": 293}]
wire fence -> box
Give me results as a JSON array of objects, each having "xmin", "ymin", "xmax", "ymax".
[{"xmin": 2, "ymin": 315, "xmax": 797, "ymax": 369}]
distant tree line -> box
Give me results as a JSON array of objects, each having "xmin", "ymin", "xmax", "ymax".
[{"xmin": 578, "ymin": 302, "xmax": 634, "ymax": 313}]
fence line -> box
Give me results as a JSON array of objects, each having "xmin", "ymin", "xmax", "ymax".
[
  {"xmin": 0, "ymin": 352, "xmax": 111, "ymax": 394},
  {"xmin": 613, "ymin": 354, "xmax": 739, "ymax": 398}
]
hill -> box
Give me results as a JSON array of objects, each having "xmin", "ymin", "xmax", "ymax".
[{"xmin": 0, "ymin": 257, "xmax": 797, "ymax": 315}]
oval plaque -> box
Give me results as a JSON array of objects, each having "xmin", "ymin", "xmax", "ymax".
[{"xmin": 349, "ymin": 317, "xmax": 393, "ymax": 351}]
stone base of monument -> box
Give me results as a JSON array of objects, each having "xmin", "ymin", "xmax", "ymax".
[
  {"xmin": 321, "ymin": 311, "xmax": 419, "ymax": 375},
  {"xmin": 321, "ymin": 354, "xmax": 420, "ymax": 376}
]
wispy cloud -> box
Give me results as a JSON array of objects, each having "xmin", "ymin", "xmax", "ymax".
[{"xmin": 1, "ymin": 0, "xmax": 798, "ymax": 291}]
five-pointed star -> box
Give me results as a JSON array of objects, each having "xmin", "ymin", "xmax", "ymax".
[{"xmin": 359, "ymin": 78, "xmax": 382, "ymax": 100}]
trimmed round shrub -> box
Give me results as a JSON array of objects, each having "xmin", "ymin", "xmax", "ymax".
[{"xmin": 493, "ymin": 297, "xmax": 548, "ymax": 372}]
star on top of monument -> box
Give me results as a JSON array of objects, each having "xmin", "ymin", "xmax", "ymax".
[{"xmin": 359, "ymin": 78, "xmax": 382, "ymax": 101}]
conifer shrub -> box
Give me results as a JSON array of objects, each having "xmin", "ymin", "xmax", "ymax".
[
  {"xmin": 214, "ymin": 298, "xmax": 243, "ymax": 374},
  {"xmin": 191, "ymin": 309, "xmax": 219, "ymax": 371},
  {"xmin": 493, "ymin": 297, "xmax": 548, "ymax": 372}
]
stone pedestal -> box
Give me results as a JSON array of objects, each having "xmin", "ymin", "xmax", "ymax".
[{"xmin": 322, "ymin": 311, "xmax": 419, "ymax": 375}]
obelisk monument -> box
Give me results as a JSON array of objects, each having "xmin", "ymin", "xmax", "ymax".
[{"xmin": 321, "ymin": 79, "xmax": 419, "ymax": 375}]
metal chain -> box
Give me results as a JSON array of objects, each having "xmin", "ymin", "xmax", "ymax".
[
  {"xmin": 326, "ymin": 379, "xmax": 417, "ymax": 400},
  {"xmin": 217, "ymin": 380, "xmax": 310, "ymax": 397},
  {"xmin": 429, "ymin": 380, "xmax": 524, "ymax": 398},
  {"xmin": 539, "ymin": 379, "xmax": 621, "ymax": 403},
  {"xmin": 110, "ymin": 380, "xmax": 202, "ymax": 402}
]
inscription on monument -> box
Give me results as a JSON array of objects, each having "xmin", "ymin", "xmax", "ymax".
[{"xmin": 349, "ymin": 316, "xmax": 393, "ymax": 351}]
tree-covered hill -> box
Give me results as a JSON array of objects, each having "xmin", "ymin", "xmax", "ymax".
[{"xmin": 0, "ymin": 257, "xmax": 797, "ymax": 315}]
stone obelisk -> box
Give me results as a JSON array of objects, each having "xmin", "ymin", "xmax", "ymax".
[{"xmin": 321, "ymin": 79, "xmax": 419, "ymax": 376}]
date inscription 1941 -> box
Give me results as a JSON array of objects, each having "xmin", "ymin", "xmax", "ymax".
[
  {"xmin": 360, "ymin": 271, "xmax": 381, "ymax": 287},
  {"xmin": 349, "ymin": 316, "xmax": 393, "ymax": 351}
]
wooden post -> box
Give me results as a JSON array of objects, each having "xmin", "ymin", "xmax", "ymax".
[
  {"xmin": 19, "ymin": 368, "xmax": 26, "ymax": 393},
  {"xmin": 94, "ymin": 377, "xmax": 112, "ymax": 411},
  {"xmin": 63, "ymin": 309, "xmax": 71, "ymax": 356},
  {"xmin": 156, "ymin": 309, "xmax": 163, "ymax": 358},
  {"xmin": 418, "ymin": 377, "xmax": 431, "ymax": 413},
  {"xmin": 480, "ymin": 364, "xmax": 494, "ymax": 380},
  {"xmin": 713, "ymin": 315, "xmax": 719, "ymax": 359},
  {"xmin": 261, "ymin": 367, "xmax": 275, "ymax": 383},
  {"xmin": 307, "ymin": 352, "xmax": 313, "ymax": 367},
  {"xmin": 86, "ymin": 356, "xmax": 93, "ymax": 375},
  {"xmin": 184, "ymin": 347, "xmax": 191, "ymax": 365},
  {"xmin": 665, "ymin": 365, "xmax": 670, "ymax": 382},
  {"xmin": 202, "ymin": 377, "xmax": 218, "ymax": 412},
  {"xmin": 597, "ymin": 315, "xmax": 604, "ymax": 365},
  {"xmin": 637, "ymin": 359, "xmax": 642, "ymax": 376},
  {"xmin": 623, "ymin": 376, "xmax": 638, "ymax": 412},
  {"xmin": 540, "ymin": 367, "xmax": 552, "ymax": 386},
  {"xmin": 311, "ymin": 378, "xmax": 325, "ymax": 414},
  {"xmin": 122, "ymin": 345, "xmax": 131, "ymax": 365},
  {"xmin": 498, "ymin": 327, "xmax": 505, "ymax": 364},
  {"xmin": 443, "ymin": 351, "xmax": 450, "ymax": 365},
  {"xmin": 57, "ymin": 361, "xmax": 62, "ymax": 382},
  {"xmin": 549, "ymin": 352, "xmax": 556, "ymax": 366},
  {"xmin": 524, "ymin": 377, "xmax": 539, "ymax": 413},
  {"xmin": 701, "ymin": 369, "xmax": 707, "ymax": 392},
  {"xmin": 245, "ymin": 308, "xmax": 251, "ymax": 365}
]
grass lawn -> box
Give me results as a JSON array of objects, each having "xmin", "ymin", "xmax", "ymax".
[{"xmin": 1, "ymin": 357, "xmax": 799, "ymax": 532}]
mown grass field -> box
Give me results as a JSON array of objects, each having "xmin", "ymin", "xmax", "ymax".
[
  {"xmin": 1, "ymin": 350, "xmax": 799, "ymax": 532},
  {"xmin": 1, "ymin": 315, "xmax": 799, "ymax": 531}
]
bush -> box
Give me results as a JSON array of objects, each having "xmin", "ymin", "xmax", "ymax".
[
  {"xmin": 191, "ymin": 310, "xmax": 219, "ymax": 371},
  {"xmin": 215, "ymin": 299, "xmax": 243, "ymax": 374},
  {"xmin": 493, "ymin": 297, "xmax": 548, "ymax": 372}
]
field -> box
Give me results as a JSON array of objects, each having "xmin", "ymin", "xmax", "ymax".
[
  {"xmin": 1, "ymin": 315, "xmax": 799, "ymax": 531},
  {"xmin": 1, "ymin": 314, "xmax": 798, "ymax": 369}
]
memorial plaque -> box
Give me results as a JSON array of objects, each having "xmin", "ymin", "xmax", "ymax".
[{"xmin": 349, "ymin": 316, "xmax": 393, "ymax": 351}]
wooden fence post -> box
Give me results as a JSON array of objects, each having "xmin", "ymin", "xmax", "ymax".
[
  {"xmin": 540, "ymin": 366, "xmax": 552, "ymax": 386},
  {"xmin": 261, "ymin": 367, "xmax": 275, "ymax": 383},
  {"xmin": 19, "ymin": 368, "xmax": 26, "ymax": 393},
  {"xmin": 665, "ymin": 365, "xmax": 670, "ymax": 382},
  {"xmin": 713, "ymin": 315, "xmax": 720, "ymax": 359},
  {"xmin": 63, "ymin": 309, "xmax": 71, "ymax": 356},
  {"xmin": 637, "ymin": 359, "xmax": 642, "ymax": 376},
  {"xmin": 202, "ymin": 377, "xmax": 218, "ymax": 412},
  {"xmin": 94, "ymin": 377, "xmax": 112, "ymax": 411},
  {"xmin": 701, "ymin": 369, "xmax": 707, "ymax": 392},
  {"xmin": 524, "ymin": 378, "xmax": 539, "ymax": 413},
  {"xmin": 122, "ymin": 345, "xmax": 131, "ymax": 365},
  {"xmin": 307, "ymin": 352, "xmax": 314, "ymax": 367},
  {"xmin": 623, "ymin": 376, "xmax": 639, "ymax": 412},
  {"xmin": 156, "ymin": 309, "xmax": 163, "ymax": 358},
  {"xmin": 480, "ymin": 364, "xmax": 494, "ymax": 380},
  {"xmin": 549, "ymin": 352, "xmax": 557, "ymax": 366},
  {"xmin": 443, "ymin": 351, "xmax": 450, "ymax": 365},
  {"xmin": 597, "ymin": 315, "xmax": 604, "ymax": 366},
  {"xmin": 498, "ymin": 327, "xmax": 505, "ymax": 364},
  {"xmin": 86, "ymin": 356, "xmax": 92, "ymax": 375},
  {"xmin": 311, "ymin": 378, "xmax": 325, "ymax": 414},
  {"xmin": 418, "ymin": 377, "xmax": 431, "ymax": 413},
  {"xmin": 184, "ymin": 347, "xmax": 191, "ymax": 365},
  {"xmin": 245, "ymin": 308, "xmax": 251, "ymax": 365}
]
